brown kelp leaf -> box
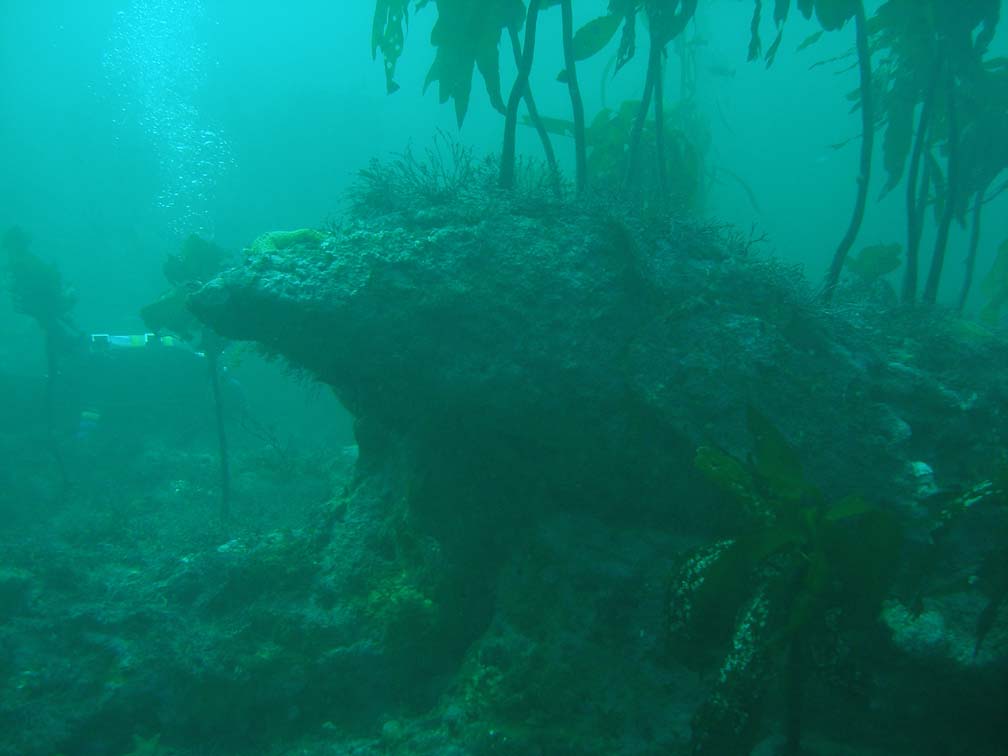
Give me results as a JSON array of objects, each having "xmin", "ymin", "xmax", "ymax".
[
  {"xmin": 845, "ymin": 243, "xmax": 903, "ymax": 281},
  {"xmin": 372, "ymin": 0, "xmax": 411, "ymax": 94},
  {"xmin": 765, "ymin": 27, "xmax": 785, "ymax": 67},
  {"xmin": 825, "ymin": 494, "xmax": 874, "ymax": 521},
  {"xmin": 614, "ymin": 11, "xmax": 636, "ymax": 74},
  {"xmin": 748, "ymin": 0, "xmax": 763, "ymax": 62},
  {"xmin": 695, "ymin": 446, "xmax": 758, "ymax": 506},
  {"xmin": 2, "ymin": 228, "xmax": 76, "ymax": 322},
  {"xmin": 796, "ymin": 29, "xmax": 824, "ymax": 51},
  {"xmin": 423, "ymin": 0, "xmax": 523, "ymax": 126},
  {"xmin": 825, "ymin": 508, "xmax": 903, "ymax": 623},
  {"xmin": 571, "ymin": 13, "xmax": 623, "ymax": 61},
  {"xmin": 650, "ymin": 0, "xmax": 699, "ymax": 46},
  {"xmin": 880, "ymin": 78, "xmax": 916, "ymax": 195},
  {"xmin": 475, "ymin": 37, "xmax": 506, "ymax": 115},
  {"xmin": 747, "ymin": 406, "xmax": 807, "ymax": 505},
  {"xmin": 814, "ymin": 0, "xmax": 857, "ymax": 30},
  {"xmin": 774, "ymin": 0, "xmax": 791, "ymax": 25},
  {"xmin": 522, "ymin": 114, "xmax": 575, "ymax": 137}
]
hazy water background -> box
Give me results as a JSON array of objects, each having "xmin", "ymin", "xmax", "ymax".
[{"xmin": 2, "ymin": 0, "xmax": 1007, "ymax": 439}]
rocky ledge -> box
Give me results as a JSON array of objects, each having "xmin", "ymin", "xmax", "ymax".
[
  {"xmin": 183, "ymin": 180, "xmax": 1008, "ymax": 755},
  {"xmin": 191, "ymin": 194, "xmax": 1007, "ymax": 511}
]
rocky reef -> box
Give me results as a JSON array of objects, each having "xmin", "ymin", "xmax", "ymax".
[
  {"xmin": 184, "ymin": 168, "xmax": 1008, "ymax": 754},
  {"xmin": 192, "ymin": 184, "xmax": 1006, "ymax": 512},
  {"xmin": 3, "ymin": 170, "xmax": 1006, "ymax": 756}
]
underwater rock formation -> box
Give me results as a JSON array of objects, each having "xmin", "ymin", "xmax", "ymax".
[
  {"xmin": 190, "ymin": 198, "xmax": 1008, "ymax": 511},
  {"xmin": 3, "ymin": 187, "xmax": 1005, "ymax": 756},
  {"xmin": 185, "ymin": 182, "xmax": 1008, "ymax": 754}
]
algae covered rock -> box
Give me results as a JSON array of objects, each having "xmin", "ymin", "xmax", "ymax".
[
  {"xmin": 183, "ymin": 184, "xmax": 1008, "ymax": 754},
  {"xmin": 247, "ymin": 228, "xmax": 328, "ymax": 258},
  {"xmin": 190, "ymin": 197, "xmax": 1008, "ymax": 508}
]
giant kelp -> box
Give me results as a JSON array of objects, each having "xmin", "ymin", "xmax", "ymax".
[
  {"xmin": 369, "ymin": 1, "xmax": 1007, "ymax": 307},
  {"xmin": 371, "ymin": 0, "xmax": 705, "ymax": 196},
  {"xmin": 864, "ymin": 0, "xmax": 1005, "ymax": 304}
]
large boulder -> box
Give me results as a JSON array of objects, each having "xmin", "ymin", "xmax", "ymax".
[
  {"xmin": 190, "ymin": 197, "xmax": 1008, "ymax": 512},
  {"xmin": 186, "ymin": 180, "xmax": 1008, "ymax": 754}
]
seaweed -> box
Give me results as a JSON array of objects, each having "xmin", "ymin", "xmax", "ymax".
[
  {"xmin": 2, "ymin": 226, "xmax": 75, "ymax": 329},
  {"xmin": 368, "ymin": 2, "xmax": 1006, "ymax": 309},
  {"xmin": 141, "ymin": 235, "xmax": 234, "ymax": 521},
  {"xmin": 979, "ymin": 238, "xmax": 1008, "ymax": 324},
  {"xmin": 527, "ymin": 97, "xmax": 710, "ymax": 211},
  {"xmin": 865, "ymin": 1, "xmax": 1008, "ymax": 304},
  {"xmin": 163, "ymin": 233, "xmax": 230, "ymax": 287},
  {"xmin": 2, "ymin": 226, "xmax": 78, "ymax": 493},
  {"xmin": 669, "ymin": 407, "xmax": 902, "ymax": 755},
  {"xmin": 844, "ymin": 242, "xmax": 903, "ymax": 283},
  {"xmin": 370, "ymin": 1, "xmax": 703, "ymax": 195}
]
